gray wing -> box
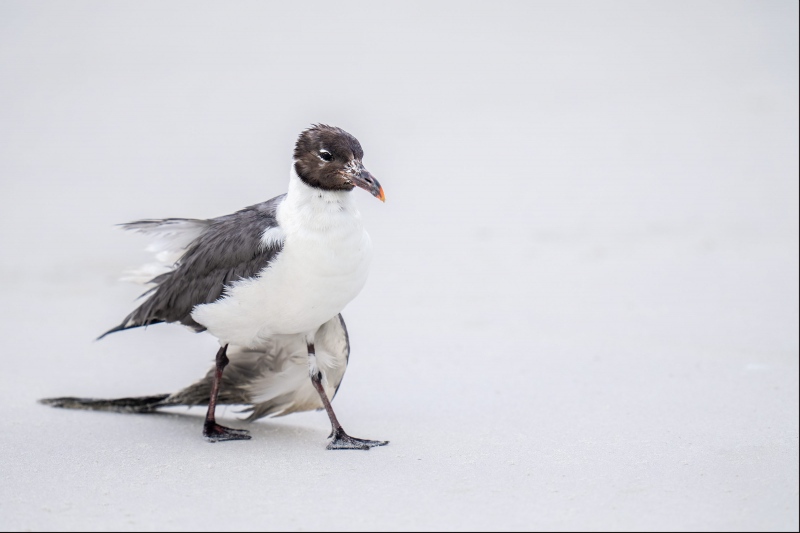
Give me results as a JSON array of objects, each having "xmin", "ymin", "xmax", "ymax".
[
  {"xmin": 43, "ymin": 314, "xmax": 351, "ymax": 419},
  {"xmin": 100, "ymin": 194, "xmax": 286, "ymax": 338}
]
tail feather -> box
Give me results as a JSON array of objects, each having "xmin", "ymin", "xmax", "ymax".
[{"xmin": 39, "ymin": 394, "xmax": 173, "ymax": 413}]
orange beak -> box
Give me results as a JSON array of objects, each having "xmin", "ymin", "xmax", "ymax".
[{"xmin": 352, "ymin": 166, "xmax": 385, "ymax": 203}]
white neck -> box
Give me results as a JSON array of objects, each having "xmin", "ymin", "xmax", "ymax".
[{"xmin": 277, "ymin": 165, "xmax": 362, "ymax": 233}]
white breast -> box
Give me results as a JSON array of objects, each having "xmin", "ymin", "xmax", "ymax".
[{"xmin": 191, "ymin": 168, "xmax": 372, "ymax": 349}]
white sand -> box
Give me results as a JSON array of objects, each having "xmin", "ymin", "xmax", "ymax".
[{"xmin": 0, "ymin": 1, "xmax": 797, "ymax": 530}]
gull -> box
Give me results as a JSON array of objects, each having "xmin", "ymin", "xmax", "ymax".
[{"xmin": 41, "ymin": 124, "xmax": 388, "ymax": 450}]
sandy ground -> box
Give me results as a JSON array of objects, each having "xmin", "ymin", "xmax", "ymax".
[{"xmin": 0, "ymin": 1, "xmax": 798, "ymax": 531}]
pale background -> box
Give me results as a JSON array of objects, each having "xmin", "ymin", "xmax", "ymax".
[{"xmin": 0, "ymin": 1, "xmax": 797, "ymax": 531}]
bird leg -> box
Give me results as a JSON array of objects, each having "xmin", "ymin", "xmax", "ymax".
[
  {"xmin": 307, "ymin": 341, "xmax": 388, "ymax": 450},
  {"xmin": 203, "ymin": 344, "xmax": 251, "ymax": 442}
]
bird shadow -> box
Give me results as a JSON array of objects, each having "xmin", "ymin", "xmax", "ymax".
[
  {"xmin": 43, "ymin": 402, "xmax": 330, "ymax": 450},
  {"xmin": 152, "ymin": 406, "xmax": 328, "ymax": 445}
]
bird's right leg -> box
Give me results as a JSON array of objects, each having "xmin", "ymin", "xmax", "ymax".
[{"xmin": 203, "ymin": 344, "xmax": 251, "ymax": 442}]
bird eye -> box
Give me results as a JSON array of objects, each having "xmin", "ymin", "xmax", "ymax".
[{"xmin": 319, "ymin": 150, "xmax": 333, "ymax": 162}]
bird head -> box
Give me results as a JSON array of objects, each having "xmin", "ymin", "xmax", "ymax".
[{"xmin": 293, "ymin": 124, "xmax": 384, "ymax": 202}]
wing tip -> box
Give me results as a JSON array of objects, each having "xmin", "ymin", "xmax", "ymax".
[
  {"xmin": 96, "ymin": 323, "xmax": 127, "ymax": 341},
  {"xmin": 96, "ymin": 321, "xmax": 153, "ymax": 340}
]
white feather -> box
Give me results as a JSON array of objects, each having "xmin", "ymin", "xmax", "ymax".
[
  {"xmin": 120, "ymin": 262, "xmax": 174, "ymax": 284},
  {"xmin": 238, "ymin": 317, "xmax": 348, "ymax": 416},
  {"xmin": 191, "ymin": 166, "xmax": 372, "ymax": 349},
  {"xmin": 120, "ymin": 219, "xmax": 209, "ymax": 285},
  {"xmin": 261, "ymin": 226, "xmax": 286, "ymax": 250}
]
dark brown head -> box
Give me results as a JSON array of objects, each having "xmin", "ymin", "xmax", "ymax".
[{"xmin": 293, "ymin": 124, "xmax": 384, "ymax": 201}]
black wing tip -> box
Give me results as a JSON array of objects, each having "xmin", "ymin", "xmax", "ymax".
[
  {"xmin": 97, "ymin": 320, "xmax": 165, "ymax": 341},
  {"xmin": 38, "ymin": 396, "xmax": 94, "ymax": 409},
  {"xmin": 96, "ymin": 323, "xmax": 128, "ymax": 341},
  {"xmin": 38, "ymin": 396, "xmax": 86, "ymax": 408},
  {"xmin": 38, "ymin": 394, "xmax": 173, "ymax": 413},
  {"xmin": 38, "ymin": 397, "xmax": 65, "ymax": 407}
]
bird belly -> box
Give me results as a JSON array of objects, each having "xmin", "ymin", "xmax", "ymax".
[{"xmin": 192, "ymin": 227, "xmax": 372, "ymax": 349}]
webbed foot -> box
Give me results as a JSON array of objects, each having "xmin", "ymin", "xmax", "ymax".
[
  {"xmin": 327, "ymin": 428, "xmax": 388, "ymax": 450},
  {"xmin": 203, "ymin": 422, "xmax": 251, "ymax": 442}
]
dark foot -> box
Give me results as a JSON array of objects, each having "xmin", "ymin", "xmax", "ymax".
[
  {"xmin": 203, "ymin": 422, "xmax": 251, "ymax": 443},
  {"xmin": 327, "ymin": 429, "xmax": 388, "ymax": 450}
]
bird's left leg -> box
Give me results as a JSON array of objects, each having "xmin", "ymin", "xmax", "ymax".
[{"xmin": 306, "ymin": 340, "xmax": 388, "ymax": 450}]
